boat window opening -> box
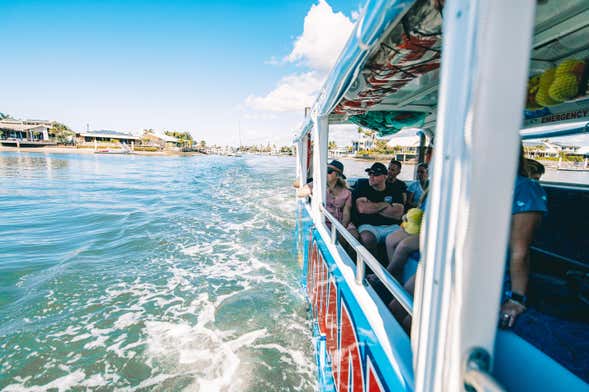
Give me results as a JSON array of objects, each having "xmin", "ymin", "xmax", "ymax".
[
  {"xmin": 321, "ymin": 125, "xmax": 429, "ymax": 328},
  {"xmin": 523, "ymin": 135, "xmax": 589, "ymax": 185}
]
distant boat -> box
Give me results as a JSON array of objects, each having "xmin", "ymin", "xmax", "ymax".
[
  {"xmin": 556, "ymin": 157, "xmax": 588, "ymax": 171},
  {"xmin": 94, "ymin": 149, "xmax": 132, "ymax": 155}
]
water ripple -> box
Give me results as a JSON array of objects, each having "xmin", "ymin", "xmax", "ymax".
[{"xmin": 0, "ymin": 152, "xmax": 314, "ymax": 391}]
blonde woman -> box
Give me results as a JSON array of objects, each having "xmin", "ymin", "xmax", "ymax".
[{"xmin": 297, "ymin": 160, "xmax": 352, "ymax": 228}]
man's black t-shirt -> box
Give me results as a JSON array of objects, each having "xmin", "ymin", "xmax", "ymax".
[
  {"xmin": 386, "ymin": 178, "xmax": 407, "ymax": 204},
  {"xmin": 351, "ymin": 179, "xmax": 402, "ymax": 226}
]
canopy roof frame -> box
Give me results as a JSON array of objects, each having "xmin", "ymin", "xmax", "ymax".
[{"xmin": 294, "ymin": 0, "xmax": 589, "ymax": 143}]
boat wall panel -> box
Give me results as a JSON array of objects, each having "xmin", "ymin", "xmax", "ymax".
[{"xmin": 300, "ymin": 219, "xmax": 414, "ymax": 392}]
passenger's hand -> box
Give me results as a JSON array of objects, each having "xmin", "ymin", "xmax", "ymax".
[{"xmin": 499, "ymin": 299, "xmax": 526, "ymax": 328}]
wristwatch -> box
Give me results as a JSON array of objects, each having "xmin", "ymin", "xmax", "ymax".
[{"xmin": 506, "ymin": 290, "xmax": 527, "ymax": 306}]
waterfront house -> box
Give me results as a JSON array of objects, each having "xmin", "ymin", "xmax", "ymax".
[
  {"xmin": 77, "ymin": 130, "xmax": 140, "ymax": 149},
  {"xmin": 141, "ymin": 131, "xmax": 182, "ymax": 150},
  {"xmin": 386, "ymin": 134, "xmax": 420, "ymax": 161},
  {"xmin": 523, "ymin": 140, "xmax": 579, "ymax": 159},
  {"xmin": 351, "ymin": 131, "xmax": 375, "ymax": 153},
  {"xmin": 0, "ymin": 119, "xmax": 52, "ymax": 146}
]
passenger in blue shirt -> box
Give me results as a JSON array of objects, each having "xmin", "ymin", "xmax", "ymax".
[{"xmin": 500, "ymin": 154, "xmax": 548, "ymax": 329}]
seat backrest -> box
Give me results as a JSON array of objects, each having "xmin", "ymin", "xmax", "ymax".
[{"xmin": 533, "ymin": 182, "xmax": 589, "ymax": 268}]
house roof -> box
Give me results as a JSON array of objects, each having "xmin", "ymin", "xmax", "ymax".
[
  {"xmin": 386, "ymin": 135, "xmax": 421, "ymax": 148},
  {"xmin": 79, "ymin": 130, "xmax": 140, "ymax": 140},
  {"xmin": 0, "ymin": 121, "xmax": 49, "ymax": 131},
  {"xmin": 155, "ymin": 132, "xmax": 179, "ymax": 143}
]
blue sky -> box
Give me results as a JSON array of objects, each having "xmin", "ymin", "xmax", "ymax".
[
  {"xmin": 4, "ymin": 1, "xmax": 587, "ymax": 147},
  {"xmin": 1, "ymin": 0, "xmax": 361, "ymax": 145}
]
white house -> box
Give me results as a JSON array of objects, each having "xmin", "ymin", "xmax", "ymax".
[
  {"xmin": 386, "ymin": 134, "xmax": 421, "ymax": 161},
  {"xmin": 0, "ymin": 119, "xmax": 50, "ymax": 141}
]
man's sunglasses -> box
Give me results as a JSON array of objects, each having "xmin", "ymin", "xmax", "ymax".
[
  {"xmin": 327, "ymin": 168, "xmax": 336, "ymax": 174},
  {"xmin": 368, "ymin": 171, "xmax": 384, "ymax": 176}
]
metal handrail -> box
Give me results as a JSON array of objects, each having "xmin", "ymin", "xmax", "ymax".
[
  {"xmin": 462, "ymin": 348, "xmax": 505, "ymax": 392},
  {"xmin": 319, "ymin": 205, "xmax": 414, "ymax": 315},
  {"xmin": 464, "ymin": 369, "xmax": 505, "ymax": 392}
]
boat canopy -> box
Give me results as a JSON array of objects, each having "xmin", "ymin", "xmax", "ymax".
[{"xmin": 295, "ymin": 0, "xmax": 589, "ymax": 141}]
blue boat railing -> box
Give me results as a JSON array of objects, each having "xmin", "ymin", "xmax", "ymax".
[{"xmin": 319, "ymin": 204, "xmax": 414, "ymax": 315}]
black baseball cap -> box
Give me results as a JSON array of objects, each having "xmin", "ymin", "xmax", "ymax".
[{"xmin": 365, "ymin": 162, "xmax": 388, "ymax": 176}]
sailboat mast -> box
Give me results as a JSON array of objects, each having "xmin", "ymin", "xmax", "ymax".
[{"xmin": 238, "ymin": 120, "xmax": 242, "ymax": 151}]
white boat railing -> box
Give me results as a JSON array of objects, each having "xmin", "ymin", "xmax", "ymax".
[
  {"xmin": 463, "ymin": 348, "xmax": 506, "ymax": 392},
  {"xmin": 319, "ymin": 204, "xmax": 414, "ymax": 316}
]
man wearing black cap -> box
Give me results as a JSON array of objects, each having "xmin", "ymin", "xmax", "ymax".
[{"xmin": 352, "ymin": 162, "xmax": 404, "ymax": 258}]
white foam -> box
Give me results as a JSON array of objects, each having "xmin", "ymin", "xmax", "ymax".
[
  {"xmin": 114, "ymin": 312, "xmax": 141, "ymax": 329},
  {"xmin": 83, "ymin": 334, "xmax": 109, "ymax": 350},
  {"xmin": 182, "ymin": 243, "xmax": 214, "ymax": 256},
  {"xmin": 3, "ymin": 369, "xmax": 86, "ymax": 392}
]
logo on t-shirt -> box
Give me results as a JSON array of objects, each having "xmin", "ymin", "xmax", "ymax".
[{"xmin": 384, "ymin": 196, "xmax": 393, "ymax": 204}]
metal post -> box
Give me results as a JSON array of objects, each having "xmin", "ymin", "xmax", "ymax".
[
  {"xmin": 312, "ymin": 115, "xmax": 329, "ymax": 223},
  {"xmin": 330, "ymin": 222, "xmax": 337, "ymax": 244},
  {"xmin": 355, "ymin": 253, "xmax": 365, "ymax": 285},
  {"xmin": 414, "ymin": 1, "xmax": 537, "ymax": 391}
]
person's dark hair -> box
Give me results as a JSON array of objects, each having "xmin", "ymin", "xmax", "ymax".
[
  {"xmin": 526, "ymin": 159, "xmax": 545, "ymax": 176},
  {"xmin": 389, "ymin": 159, "xmax": 402, "ymax": 169},
  {"xmin": 417, "ymin": 162, "xmax": 428, "ymax": 170}
]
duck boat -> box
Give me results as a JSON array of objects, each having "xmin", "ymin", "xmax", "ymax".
[{"xmin": 294, "ymin": 1, "xmax": 589, "ymax": 391}]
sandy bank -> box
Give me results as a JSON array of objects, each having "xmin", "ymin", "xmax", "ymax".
[{"xmin": 0, "ymin": 146, "xmax": 206, "ymax": 156}]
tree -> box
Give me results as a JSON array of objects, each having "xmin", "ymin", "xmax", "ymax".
[
  {"xmin": 199, "ymin": 140, "xmax": 206, "ymax": 149},
  {"xmin": 0, "ymin": 112, "xmax": 11, "ymax": 120},
  {"xmin": 328, "ymin": 141, "xmax": 337, "ymax": 150}
]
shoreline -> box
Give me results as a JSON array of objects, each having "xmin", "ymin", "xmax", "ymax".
[{"xmin": 0, "ymin": 146, "xmax": 206, "ymax": 156}]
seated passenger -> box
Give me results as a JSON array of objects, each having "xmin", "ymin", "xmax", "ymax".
[
  {"xmin": 353, "ymin": 162, "xmax": 404, "ymax": 258},
  {"xmin": 407, "ymin": 163, "xmax": 429, "ymax": 209},
  {"xmin": 384, "ymin": 191, "xmax": 427, "ymax": 279},
  {"xmin": 325, "ymin": 160, "xmax": 352, "ymax": 229},
  {"xmin": 386, "ymin": 159, "xmax": 408, "ymax": 206},
  {"xmin": 500, "ymin": 156, "xmax": 548, "ymax": 328},
  {"xmin": 384, "ymin": 192, "xmax": 428, "ymax": 333},
  {"xmin": 296, "ymin": 160, "xmax": 352, "ymax": 229}
]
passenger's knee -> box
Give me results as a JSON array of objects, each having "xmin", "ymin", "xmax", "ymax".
[
  {"xmin": 397, "ymin": 240, "xmax": 416, "ymax": 256},
  {"xmin": 360, "ymin": 231, "xmax": 376, "ymax": 246},
  {"xmin": 385, "ymin": 233, "xmax": 397, "ymax": 249}
]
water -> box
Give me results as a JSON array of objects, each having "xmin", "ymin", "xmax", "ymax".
[{"xmin": 0, "ymin": 152, "xmax": 315, "ymax": 391}]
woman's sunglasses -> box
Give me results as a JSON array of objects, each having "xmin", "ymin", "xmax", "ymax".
[{"xmin": 327, "ymin": 168, "xmax": 336, "ymax": 174}]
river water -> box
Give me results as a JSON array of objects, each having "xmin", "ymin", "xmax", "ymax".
[
  {"xmin": 0, "ymin": 152, "xmax": 315, "ymax": 391},
  {"xmin": 1, "ymin": 152, "xmax": 587, "ymax": 391}
]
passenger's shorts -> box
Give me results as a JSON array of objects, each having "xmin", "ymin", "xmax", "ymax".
[{"xmin": 358, "ymin": 224, "xmax": 400, "ymax": 243}]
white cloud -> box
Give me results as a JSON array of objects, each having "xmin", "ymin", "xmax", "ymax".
[
  {"xmin": 285, "ymin": 0, "xmax": 354, "ymax": 71},
  {"xmin": 245, "ymin": 1, "xmax": 354, "ymax": 114},
  {"xmin": 245, "ymin": 71, "xmax": 324, "ymax": 112},
  {"xmin": 242, "ymin": 112, "xmax": 277, "ymax": 120}
]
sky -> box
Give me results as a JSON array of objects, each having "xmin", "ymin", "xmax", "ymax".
[
  {"xmin": 1, "ymin": 0, "xmax": 361, "ymax": 146},
  {"xmin": 2, "ymin": 1, "xmax": 587, "ymax": 147}
]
